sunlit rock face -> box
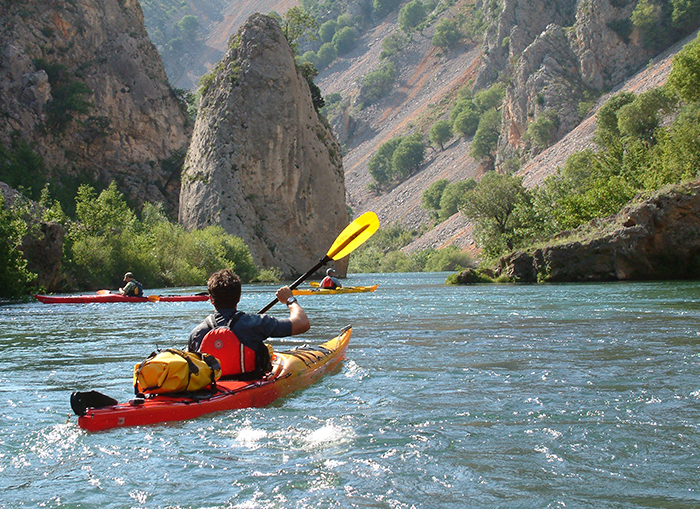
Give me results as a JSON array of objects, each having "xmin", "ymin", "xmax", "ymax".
[
  {"xmin": 179, "ymin": 13, "xmax": 348, "ymax": 277},
  {"xmin": 0, "ymin": 0, "xmax": 190, "ymax": 214}
]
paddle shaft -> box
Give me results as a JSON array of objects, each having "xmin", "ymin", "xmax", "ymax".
[{"xmin": 257, "ymin": 255, "xmax": 331, "ymax": 314}]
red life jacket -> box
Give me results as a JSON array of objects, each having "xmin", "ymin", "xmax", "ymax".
[
  {"xmin": 199, "ymin": 314, "xmax": 257, "ymax": 378},
  {"xmin": 320, "ymin": 276, "xmax": 337, "ymax": 289}
]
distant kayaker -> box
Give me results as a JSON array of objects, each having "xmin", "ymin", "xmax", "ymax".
[
  {"xmin": 319, "ymin": 268, "xmax": 343, "ymax": 290},
  {"xmin": 119, "ymin": 272, "xmax": 144, "ymax": 297},
  {"xmin": 187, "ymin": 269, "xmax": 310, "ymax": 379}
]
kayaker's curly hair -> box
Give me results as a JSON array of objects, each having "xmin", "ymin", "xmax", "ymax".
[{"xmin": 208, "ymin": 269, "xmax": 241, "ymax": 309}]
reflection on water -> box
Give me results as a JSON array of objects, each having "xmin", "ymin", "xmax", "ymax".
[{"xmin": 1, "ymin": 274, "xmax": 699, "ymax": 508}]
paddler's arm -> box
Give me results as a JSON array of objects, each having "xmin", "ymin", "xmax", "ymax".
[{"xmin": 276, "ymin": 286, "xmax": 310, "ymax": 335}]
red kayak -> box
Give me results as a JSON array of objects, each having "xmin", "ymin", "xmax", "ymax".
[
  {"xmin": 72, "ymin": 326, "xmax": 352, "ymax": 431},
  {"xmin": 34, "ymin": 293, "xmax": 209, "ymax": 303}
]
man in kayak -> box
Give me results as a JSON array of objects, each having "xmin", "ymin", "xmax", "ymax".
[
  {"xmin": 319, "ymin": 268, "xmax": 343, "ymax": 290},
  {"xmin": 187, "ymin": 268, "xmax": 310, "ymax": 378},
  {"xmin": 119, "ymin": 272, "xmax": 144, "ymax": 297}
]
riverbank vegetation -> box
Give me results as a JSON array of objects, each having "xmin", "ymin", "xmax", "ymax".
[
  {"xmin": 0, "ymin": 183, "xmax": 261, "ymax": 299},
  {"xmin": 348, "ymin": 223, "xmax": 473, "ymax": 273}
]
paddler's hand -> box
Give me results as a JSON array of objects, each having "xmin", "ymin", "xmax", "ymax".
[
  {"xmin": 276, "ymin": 286, "xmax": 294, "ymax": 304},
  {"xmin": 276, "ymin": 286, "xmax": 309, "ymax": 335}
]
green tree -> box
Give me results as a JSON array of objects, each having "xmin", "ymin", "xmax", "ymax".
[
  {"xmin": 297, "ymin": 60, "xmax": 325, "ymax": 112},
  {"xmin": 357, "ymin": 62, "xmax": 396, "ymax": 107},
  {"xmin": 473, "ymin": 83, "xmax": 505, "ymax": 111},
  {"xmin": 524, "ymin": 109, "xmax": 559, "ymax": 150},
  {"xmin": 452, "ymin": 107, "xmax": 481, "ymax": 138},
  {"xmin": 469, "ymin": 108, "xmax": 501, "ymax": 164},
  {"xmin": 667, "ymin": 32, "xmax": 700, "ymax": 102},
  {"xmin": 655, "ymin": 101, "xmax": 700, "ymax": 186},
  {"xmin": 368, "ymin": 137, "xmax": 402, "ymax": 187},
  {"xmin": 316, "ymin": 42, "xmax": 338, "ymax": 68},
  {"xmin": 429, "ymin": 120, "xmax": 453, "ymax": 150},
  {"xmin": 374, "ymin": 0, "xmax": 402, "ymax": 18},
  {"xmin": 282, "ymin": 6, "xmax": 318, "ymax": 53},
  {"xmin": 439, "ymin": 179, "xmax": 477, "ymax": 220},
  {"xmin": 0, "ymin": 196, "xmax": 36, "ymax": 299},
  {"xmin": 34, "ymin": 59, "xmax": 93, "ymax": 131},
  {"xmin": 302, "ymin": 50, "xmax": 319, "ymax": 68},
  {"xmin": 64, "ymin": 184, "xmax": 260, "ymax": 289},
  {"xmin": 381, "ymin": 31, "xmax": 409, "ymax": 59},
  {"xmin": 176, "ymin": 15, "xmax": 200, "ymax": 42},
  {"xmin": 74, "ymin": 182, "xmax": 137, "ymax": 237},
  {"xmin": 616, "ymin": 88, "xmax": 675, "ymax": 144},
  {"xmin": 318, "ymin": 19, "xmax": 338, "ymax": 43},
  {"xmin": 332, "ymin": 26, "xmax": 357, "ymax": 55},
  {"xmin": 460, "ymin": 172, "xmax": 530, "ymax": 258},
  {"xmin": 631, "ymin": 0, "xmax": 662, "ymax": 30},
  {"xmin": 398, "ymin": 0, "xmax": 427, "ymax": 32},
  {"xmin": 337, "ymin": 13, "xmax": 354, "ymax": 27},
  {"xmin": 421, "ymin": 179, "xmax": 450, "ymax": 212},
  {"xmin": 595, "ymin": 92, "xmax": 636, "ymax": 149},
  {"xmin": 432, "ymin": 18, "xmax": 462, "ymax": 50},
  {"xmin": 671, "ymin": 0, "xmax": 700, "ymax": 32},
  {"xmin": 392, "ymin": 133, "xmax": 425, "ymax": 179},
  {"xmin": 423, "ymin": 245, "xmax": 473, "ymax": 271}
]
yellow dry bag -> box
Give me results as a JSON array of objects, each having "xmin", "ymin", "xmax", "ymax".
[{"xmin": 133, "ymin": 349, "xmax": 221, "ymax": 395}]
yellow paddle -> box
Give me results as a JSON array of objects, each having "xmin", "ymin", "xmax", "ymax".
[{"xmin": 258, "ymin": 211, "xmax": 380, "ymax": 314}]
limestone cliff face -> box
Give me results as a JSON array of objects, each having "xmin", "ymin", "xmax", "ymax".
[
  {"xmin": 495, "ymin": 181, "xmax": 700, "ymax": 282},
  {"xmin": 179, "ymin": 14, "xmax": 349, "ymax": 277},
  {"xmin": 476, "ymin": 0, "xmax": 656, "ymax": 164},
  {"xmin": 0, "ymin": 0, "xmax": 190, "ymax": 213}
]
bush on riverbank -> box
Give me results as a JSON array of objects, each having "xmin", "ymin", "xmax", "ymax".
[
  {"xmin": 60, "ymin": 183, "xmax": 258, "ymax": 290},
  {"xmin": 348, "ymin": 224, "xmax": 474, "ymax": 273},
  {"xmin": 0, "ymin": 195, "xmax": 36, "ymax": 299}
]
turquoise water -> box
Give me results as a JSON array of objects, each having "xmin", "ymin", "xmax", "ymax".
[{"xmin": 1, "ymin": 273, "xmax": 699, "ymax": 508}]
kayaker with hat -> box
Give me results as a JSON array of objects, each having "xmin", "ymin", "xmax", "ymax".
[
  {"xmin": 119, "ymin": 272, "xmax": 144, "ymax": 297},
  {"xmin": 187, "ymin": 269, "xmax": 310, "ymax": 379},
  {"xmin": 319, "ymin": 267, "xmax": 343, "ymax": 290}
]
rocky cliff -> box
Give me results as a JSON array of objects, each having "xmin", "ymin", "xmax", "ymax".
[
  {"xmin": 495, "ymin": 181, "xmax": 700, "ymax": 282},
  {"xmin": 0, "ymin": 0, "xmax": 190, "ymax": 214},
  {"xmin": 478, "ymin": 0, "xmax": 657, "ymax": 165},
  {"xmin": 179, "ymin": 14, "xmax": 349, "ymax": 277}
]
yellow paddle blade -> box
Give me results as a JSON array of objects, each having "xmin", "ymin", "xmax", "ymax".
[
  {"xmin": 147, "ymin": 295, "xmax": 160, "ymax": 302},
  {"xmin": 96, "ymin": 290, "xmax": 111, "ymax": 295},
  {"xmin": 326, "ymin": 211, "xmax": 380, "ymax": 260}
]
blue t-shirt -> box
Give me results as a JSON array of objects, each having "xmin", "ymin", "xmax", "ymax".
[{"xmin": 187, "ymin": 308, "xmax": 293, "ymax": 354}]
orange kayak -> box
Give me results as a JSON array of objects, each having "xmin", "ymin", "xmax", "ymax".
[{"xmin": 72, "ymin": 326, "xmax": 352, "ymax": 431}]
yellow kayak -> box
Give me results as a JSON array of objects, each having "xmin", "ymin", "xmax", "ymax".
[{"xmin": 293, "ymin": 284, "xmax": 378, "ymax": 295}]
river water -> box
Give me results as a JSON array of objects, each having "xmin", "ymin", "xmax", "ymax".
[{"xmin": 1, "ymin": 272, "xmax": 699, "ymax": 508}]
